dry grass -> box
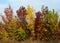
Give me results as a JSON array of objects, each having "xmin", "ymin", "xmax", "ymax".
[{"xmin": 0, "ymin": 39, "xmax": 60, "ymax": 43}]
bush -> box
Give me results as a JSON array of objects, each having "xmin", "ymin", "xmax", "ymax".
[
  {"xmin": 0, "ymin": 31, "xmax": 3, "ymax": 40},
  {"xmin": 15, "ymin": 27, "xmax": 29, "ymax": 41}
]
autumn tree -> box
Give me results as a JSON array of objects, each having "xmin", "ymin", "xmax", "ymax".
[
  {"xmin": 1, "ymin": 5, "xmax": 13, "ymax": 25},
  {"xmin": 0, "ymin": 22, "xmax": 8, "ymax": 41},
  {"xmin": 16, "ymin": 6, "xmax": 27, "ymax": 28},
  {"xmin": 35, "ymin": 11, "xmax": 44, "ymax": 40},
  {"xmin": 42, "ymin": 6, "xmax": 59, "ymax": 40},
  {"xmin": 16, "ymin": 6, "xmax": 30, "ymax": 40},
  {"xmin": 26, "ymin": 5, "xmax": 35, "ymax": 40}
]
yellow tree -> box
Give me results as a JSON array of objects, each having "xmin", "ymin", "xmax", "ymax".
[
  {"xmin": 26, "ymin": 5, "xmax": 35, "ymax": 39},
  {"xmin": 5, "ymin": 19, "xmax": 18, "ymax": 40}
]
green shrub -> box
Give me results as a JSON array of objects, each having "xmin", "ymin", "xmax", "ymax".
[{"xmin": 15, "ymin": 27, "xmax": 29, "ymax": 41}]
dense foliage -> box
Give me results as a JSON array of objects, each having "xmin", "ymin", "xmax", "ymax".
[{"xmin": 0, "ymin": 5, "xmax": 60, "ymax": 42}]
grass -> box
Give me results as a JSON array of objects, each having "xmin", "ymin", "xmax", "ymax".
[{"xmin": 0, "ymin": 39, "xmax": 60, "ymax": 43}]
